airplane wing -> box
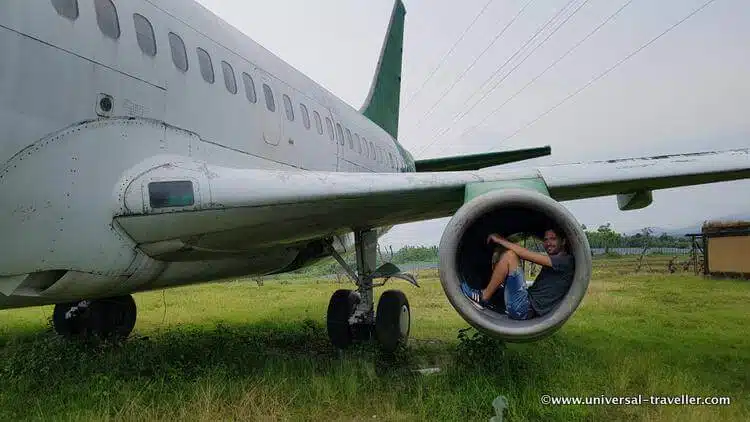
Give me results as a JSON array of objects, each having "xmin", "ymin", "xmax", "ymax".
[{"xmin": 114, "ymin": 148, "xmax": 750, "ymax": 260}]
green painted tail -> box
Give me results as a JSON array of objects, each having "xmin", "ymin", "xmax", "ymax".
[{"xmin": 361, "ymin": 0, "xmax": 406, "ymax": 139}]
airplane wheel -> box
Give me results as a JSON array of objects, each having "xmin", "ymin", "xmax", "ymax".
[
  {"xmin": 52, "ymin": 300, "xmax": 87, "ymax": 338},
  {"xmin": 52, "ymin": 295, "xmax": 137, "ymax": 341},
  {"xmin": 327, "ymin": 289, "xmax": 359, "ymax": 349},
  {"xmin": 375, "ymin": 290, "xmax": 410, "ymax": 353}
]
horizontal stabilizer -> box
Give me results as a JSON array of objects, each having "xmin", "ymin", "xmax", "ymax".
[{"xmin": 414, "ymin": 146, "xmax": 551, "ymax": 172}]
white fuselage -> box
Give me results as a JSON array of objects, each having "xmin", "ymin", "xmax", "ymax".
[{"xmin": 0, "ymin": 0, "xmax": 413, "ymax": 309}]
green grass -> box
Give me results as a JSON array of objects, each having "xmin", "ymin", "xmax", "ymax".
[{"xmin": 1, "ymin": 263, "xmax": 748, "ymax": 421}]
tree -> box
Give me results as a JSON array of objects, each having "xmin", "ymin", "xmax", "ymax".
[{"xmin": 596, "ymin": 223, "xmax": 621, "ymax": 253}]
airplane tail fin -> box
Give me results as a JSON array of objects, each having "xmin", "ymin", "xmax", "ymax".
[{"xmin": 360, "ymin": 0, "xmax": 406, "ymax": 139}]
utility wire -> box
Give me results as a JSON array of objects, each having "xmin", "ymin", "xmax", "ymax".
[
  {"xmin": 486, "ymin": 0, "xmax": 718, "ymax": 146},
  {"xmin": 427, "ymin": 0, "xmax": 591, "ymax": 151},
  {"xmin": 403, "ymin": 0, "xmax": 497, "ymax": 110},
  {"xmin": 457, "ymin": 0, "xmax": 590, "ymax": 125},
  {"xmin": 421, "ymin": 0, "xmax": 633, "ymax": 156},
  {"xmin": 421, "ymin": 0, "xmax": 718, "ymax": 157},
  {"xmin": 411, "ymin": 0, "xmax": 536, "ymax": 130}
]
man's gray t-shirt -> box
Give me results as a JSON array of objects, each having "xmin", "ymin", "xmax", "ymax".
[{"xmin": 528, "ymin": 253, "xmax": 575, "ymax": 316}]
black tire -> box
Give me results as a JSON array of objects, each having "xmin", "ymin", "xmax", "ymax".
[
  {"xmin": 327, "ymin": 289, "xmax": 359, "ymax": 349},
  {"xmin": 375, "ymin": 290, "xmax": 410, "ymax": 353},
  {"xmin": 51, "ymin": 295, "xmax": 136, "ymax": 341},
  {"xmin": 52, "ymin": 301, "xmax": 85, "ymax": 338},
  {"xmin": 98, "ymin": 295, "xmax": 137, "ymax": 340}
]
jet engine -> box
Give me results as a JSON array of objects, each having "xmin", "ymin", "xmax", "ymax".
[{"xmin": 438, "ymin": 189, "xmax": 592, "ymax": 342}]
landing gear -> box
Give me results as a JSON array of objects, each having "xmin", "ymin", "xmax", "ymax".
[
  {"xmin": 325, "ymin": 230, "xmax": 417, "ymax": 353},
  {"xmin": 375, "ymin": 290, "xmax": 410, "ymax": 352},
  {"xmin": 326, "ymin": 289, "xmax": 359, "ymax": 349},
  {"xmin": 52, "ymin": 295, "xmax": 137, "ymax": 341}
]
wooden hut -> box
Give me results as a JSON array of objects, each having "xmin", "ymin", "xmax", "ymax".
[{"xmin": 702, "ymin": 220, "xmax": 750, "ymax": 279}]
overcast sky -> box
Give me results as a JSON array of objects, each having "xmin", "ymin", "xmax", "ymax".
[{"xmin": 195, "ymin": 0, "xmax": 750, "ymax": 248}]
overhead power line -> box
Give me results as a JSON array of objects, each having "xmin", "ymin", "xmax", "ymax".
[
  {"xmin": 420, "ymin": 0, "xmax": 633, "ymax": 156},
  {"xmin": 410, "ymin": 0, "xmax": 536, "ymax": 130},
  {"xmin": 486, "ymin": 0, "xmax": 719, "ymax": 147},
  {"xmin": 418, "ymin": 0, "xmax": 718, "ymax": 158},
  {"xmin": 403, "ymin": 0, "xmax": 497, "ymax": 111},
  {"xmin": 428, "ymin": 0, "xmax": 591, "ymax": 149}
]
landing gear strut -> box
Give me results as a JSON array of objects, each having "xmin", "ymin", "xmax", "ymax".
[
  {"xmin": 52, "ymin": 295, "xmax": 137, "ymax": 341},
  {"xmin": 325, "ymin": 230, "xmax": 417, "ymax": 353}
]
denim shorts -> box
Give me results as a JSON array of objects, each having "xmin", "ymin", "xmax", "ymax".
[{"xmin": 503, "ymin": 268, "xmax": 532, "ymax": 320}]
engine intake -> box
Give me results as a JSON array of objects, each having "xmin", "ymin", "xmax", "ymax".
[{"xmin": 438, "ymin": 189, "xmax": 592, "ymax": 342}]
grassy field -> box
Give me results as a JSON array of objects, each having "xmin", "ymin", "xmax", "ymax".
[{"xmin": 1, "ymin": 259, "xmax": 748, "ymax": 421}]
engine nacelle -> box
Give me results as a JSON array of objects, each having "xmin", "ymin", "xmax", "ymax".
[{"xmin": 438, "ymin": 189, "xmax": 592, "ymax": 342}]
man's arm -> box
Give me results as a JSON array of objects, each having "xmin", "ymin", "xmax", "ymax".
[{"xmin": 487, "ymin": 234, "xmax": 553, "ymax": 267}]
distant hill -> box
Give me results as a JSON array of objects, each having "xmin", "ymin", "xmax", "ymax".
[{"xmin": 625, "ymin": 213, "xmax": 750, "ymax": 236}]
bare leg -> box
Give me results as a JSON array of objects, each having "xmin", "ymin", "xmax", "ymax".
[{"xmin": 482, "ymin": 250, "xmax": 520, "ymax": 301}]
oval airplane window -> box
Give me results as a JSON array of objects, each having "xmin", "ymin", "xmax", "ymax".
[
  {"xmin": 345, "ymin": 129, "xmax": 354, "ymax": 150},
  {"xmin": 197, "ymin": 48, "xmax": 214, "ymax": 84},
  {"xmin": 283, "ymin": 95, "xmax": 294, "ymax": 121},
  {"xmin": 133, "ymin": 14, "xmax": 156, "ymax": 57},
  {"xmin": 263, "ymin": 84, "xmax": 276, "ymax": 112},
  {"xmin": 222, "ymin": 61, "xmax": 237, "ymax": 94},
  {"xmin": 95, "ymin": 0, "xmax": 120, "ymax": 39},
  {"xmin": 168, "ymin": 33, "xmax": 188, "ymax": 72},
  {"xmin": 325, "ymin": 118, "xmax": 334, "ymax": 141},
  {"xmin": 300, "ymin": 104, "xmax": 311, "ymax": 129},
  {"xmin": 51, "ymin": 0, "xmax": 79, "ymax": 20},
  {"xmin": 242, "ymin": 73, "xmax": 257, "ymax": 103},
  {"xmin": 335, "ymin": 123, "xmax": 344, "ymax": 146},
  {"xmin": 313, "ymin": 111, "xmax": 323, "ymax": 135}
]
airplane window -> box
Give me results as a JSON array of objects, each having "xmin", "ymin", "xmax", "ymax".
[
  {"xmin": 283, "ymin": 95, "xmax": 294, "ymax": 121},
  {"xmin": 313, "ymin": 111, "xmax": 323, "ymax": 135},
  {"xmin": 51, "ymin": 0, "xmax": 79, "ymax": 20},
  {"xmin": 222, "ymin": 61, "xmax": 237, "ymax": 94},
  {"xmin": 335, "ymin": 123, "xmax": 344, "ymax": 146},
  {"xmin": 363, "ymin": 137, "xmax": 369, "ymax": 157},
  {"xmin": 370, "ymin": 141, "xmax": 376, "ymax": 160},
  {"xmin": 242, "ymin": 73, "xmax": 257, "ymax": 103},
  {"xmin": 389, "ymin": 152, "xmax": 395, "ymax": 168},
  {"xmin": 168, "ymin": 33, "xmax": 188, "ymax": 72},
  {"xmin": 133, "ymin": 14, "xmax": 156, "ymax": 57},
  {"xmin": 300, "ymin": 104, "xmax": 311, "ymax": 130},
  {"xmin": 263, "ymin": 84, "xmax": 275, "ymax": 112},
  {"xmin": 325, "ymin": 117, "xmax": 334, "ymax": 140},
  {"xmin": 196, "ymin": 48, "xmax": 214, "ymax": 84},
  {"xmin": 95, "ymin": 0, "xmax": 120, "ymax": 40},
  {"xmin": 355, "ymin": 133, "xmax": 362, "ymax": 154},
  {"xmin": 149, "ymin": 181, "xmax": 195, "ymax": 209},
  {"xmin": 345, "ymin": 129, "xmax": 354, "ymax": 150}
]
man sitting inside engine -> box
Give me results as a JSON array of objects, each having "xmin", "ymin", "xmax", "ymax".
[{"xmin": 461, "ymin": 227, "xmax": 575, "ymax": 320}]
